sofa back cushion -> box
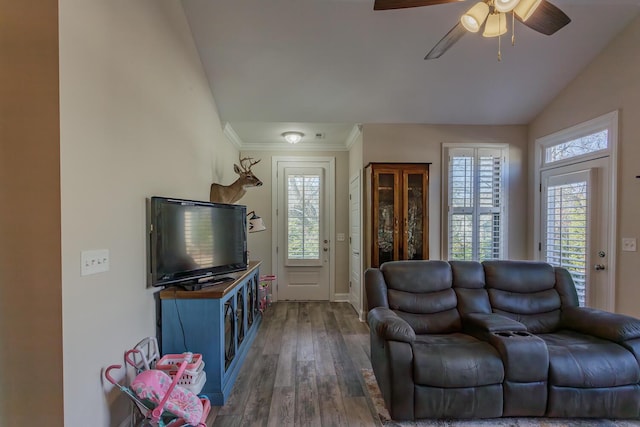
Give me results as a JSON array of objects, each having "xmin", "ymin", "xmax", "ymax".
[
  {"xmin": 483, "ymin": 260, "xmax": 562, "ymax": 333},
  {"xmin": 381, "ymin": 260, "xmax": 461, "ymax": 334},
  {"xmin": 450, "ymin": 261, "xmax": 492, "ymax": 315}
]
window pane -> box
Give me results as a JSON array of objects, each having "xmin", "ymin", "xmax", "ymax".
[
  {"xmin": 287, "ymin": 174, "xmax": 320, "ymax": 260},
  {"xmin": 545, "ymin": 130, "xmax": 608, "ymax": 164},
  {"xmin": 479, "ymin": 213, "xmax": 501, "ymax": 261},
  {"xmin": 479, "ymin": 155, "xmax": 501, "ymax": 208},
  {"xmin": 546, "ymin": 181, "xmax": 587, "ymax": 306},
  {"xmin": 449, "ymin": 214, "xmax": 473, "ymax": 260},
  {"xmin": 450, "ymin": 156, "xmax": 474, "ymax": 208},
  {"xmin": 448, "ymin": 148, "xmax": 505, "ymax": 261}
]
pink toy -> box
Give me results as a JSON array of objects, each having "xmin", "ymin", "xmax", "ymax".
[{"xmin": 105, "ymin": 351, "xmax": 210, "ymax": 427}]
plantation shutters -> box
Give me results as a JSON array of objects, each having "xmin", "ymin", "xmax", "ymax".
[
  {"xmin": 447, "ymin": 147, "xmax": 506, "ymax": 261},
  {"xmin": 285, "ymin": 167, "xmax": 323, "ymax": 266},
  {"xmin": 543, "ymin": 170, "xmax": 592, "ymax": 307}
]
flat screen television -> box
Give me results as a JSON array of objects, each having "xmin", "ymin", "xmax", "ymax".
[{"xmin": 148, "ymin": 197, "xmax": 247, "ymax": 288}]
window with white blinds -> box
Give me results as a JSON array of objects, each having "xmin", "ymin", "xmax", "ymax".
[
  {"xmin": 286, "ymin": 170, "xmax": 322, "ymax": 265},
  {"xmin": 544, "ymin": 176, "xmax": 589, "ymax": 306},
  {"xmin": 446, "ymin": 146, "xmax": 507, "ymax": 261}
]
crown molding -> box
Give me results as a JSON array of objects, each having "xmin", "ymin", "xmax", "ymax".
[
  {"xmin": 345, "ymin": 124, "xmax": 362, "ymax": 150},
  {"xmin": 240, "ymin": 141, "xmax": 349, "ymax": 152},
  {"xmin": 223, "ymin": 122, "xmax": 243, "ymax": 149}
]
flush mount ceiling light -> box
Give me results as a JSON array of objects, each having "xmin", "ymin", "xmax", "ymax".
[{"xmin": 282, "ymin": 131, "xmax": 304, "ymax": 144}]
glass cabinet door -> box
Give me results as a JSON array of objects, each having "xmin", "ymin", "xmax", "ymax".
[
  {"xmin": 403, "ymin": 171, "xmax": 428, "ymax": 260},
  {"xmin": 374, "ymin": 170, "xmax": 399, "ymax": 266}
]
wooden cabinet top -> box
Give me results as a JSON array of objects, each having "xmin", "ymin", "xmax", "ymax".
[
  {"xmin": 365, "ymin": 162, "xmax": 431, "ymax": 169},
  {"xmin": 159, "ymin": 261, "xmax": 261, "ymax": 300}
]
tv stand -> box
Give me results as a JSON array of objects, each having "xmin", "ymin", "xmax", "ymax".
[
  {"xmin": 159, "ymin": 261, "xmax": 261, "ymax": 405},
  {"xmin": 179, "ymin": 276, "xmax": 234, "ymax": 291}
]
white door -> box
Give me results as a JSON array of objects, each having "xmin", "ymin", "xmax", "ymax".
[
  {"xmin": 541, "ymin": 158, "xmax": 610, "ymax": 309},
  {"xmin": 349, "ymin": 173, "xmax": 362, "ymax": 317},
  {"xmin": 275, "ymin": 159, "xmax": 333, "ymax": 300}
]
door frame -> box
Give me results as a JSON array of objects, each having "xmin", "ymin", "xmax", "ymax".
[
  {"xmin": 533, "ymin": 111, "xmax": 618, "ymax": 311},
  {"xmin": 271, "ymin": 156, "xmax": 336, "ymax": 302},
  {"xmin": 349, "ymin": 171, "xmax": 365, "ymax": 320}
]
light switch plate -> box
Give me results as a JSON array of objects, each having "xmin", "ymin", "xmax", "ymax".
[
  {"xmin": 622, "ymin": 238, "xmax": 637, "ymax": 252},
  {"xmin": 337, "ymin": 233, "xmax": 345, "ymax": 242},
  {"xmin": 81, "ymin": 249, "xmax": 110, "ymax": 276}
]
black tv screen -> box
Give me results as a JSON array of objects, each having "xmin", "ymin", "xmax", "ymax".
[{"xmin": 148, "ymin": 197, "xmax": 247, "ymax": 287}]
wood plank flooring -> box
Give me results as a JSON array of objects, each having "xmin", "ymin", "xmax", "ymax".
[{"xmin": 207, "ymin": 302, "xmax": 380, "ymax": 427}]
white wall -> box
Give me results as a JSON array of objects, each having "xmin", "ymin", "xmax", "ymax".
[
  {"xmin": 528, "ymin": 15, "xmax": 640, "ymax": 317},
  {"xmin": 59, "ymin": 1, "xmax": 238, "ymax": 425},
  {"xmin": 362, "ymin": 124, "xmax": 529, "ymax": 260}
]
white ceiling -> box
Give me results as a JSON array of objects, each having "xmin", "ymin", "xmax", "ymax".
[{"xmin": 181, "ymin": 0, "xmax": 640, "ymax": 149}]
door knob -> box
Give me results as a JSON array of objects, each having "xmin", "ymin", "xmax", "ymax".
[{"xmin": 594, "ymin": 264, "xmax": 606, "ymax": 271}]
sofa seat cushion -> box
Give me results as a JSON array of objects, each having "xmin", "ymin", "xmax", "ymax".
[
  {"xmin": 413, "ymin": 333, "xmax": 504, "ymax": 388},
  {"xmin": 539, "ymin": 330, "xmax": 640, "ymax": 388}
]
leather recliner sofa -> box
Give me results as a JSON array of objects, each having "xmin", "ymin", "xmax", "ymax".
[{"xmin": 365, "ymin": 260, "xmax": 640, "ymax": 421}]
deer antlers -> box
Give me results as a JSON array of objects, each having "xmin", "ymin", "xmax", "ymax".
[{"xmin": 239, "ymin": 155, "xmax": 261, "ymax": 172}]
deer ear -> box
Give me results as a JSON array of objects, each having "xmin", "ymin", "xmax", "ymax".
[{"xmin": 234, "ymin": 164, "xmax": 241, "ymax": 174}]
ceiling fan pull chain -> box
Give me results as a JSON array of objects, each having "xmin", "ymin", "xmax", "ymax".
[
  {"xmin": 512, "ymin": 12, "xmax": 516, "ymax": 46},
  {"xmin": 497, "ymin": 13, "xmax": 502, "ymax": 61}
]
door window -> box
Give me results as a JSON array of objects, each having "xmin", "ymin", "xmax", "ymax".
[
  {"xmin": 543, "ymin": 172, "xmax": 590, "ymax": 306},
  {"xmin": 285, "ymin": 168, "xmax": 323, "ymax": 266}
]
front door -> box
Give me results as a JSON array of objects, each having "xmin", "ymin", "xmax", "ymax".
[
  {"xmin": 274, "ymin": 158, "xmax": 333, "ymax": 300},
  {"xmin": 540, "ymin": 158, "xmax": 610, "ymax": 309}
]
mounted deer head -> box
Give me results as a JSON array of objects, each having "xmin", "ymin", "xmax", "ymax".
[{"xmin": 209, "ymin": 156, "xmax": 263, "ymax": 204}]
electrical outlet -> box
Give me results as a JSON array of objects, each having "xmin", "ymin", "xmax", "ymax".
[
  {"xmin": 81, "ymin": 249, "xmax": 110, "ymax": 276},
  {"xmin": 622, "ymin": 238, "xmax": 637, "ymax": 252}
]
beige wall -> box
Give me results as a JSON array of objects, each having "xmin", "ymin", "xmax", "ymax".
[
  {"xmin": 59, "ymin": 1, "xmax": 238, "ymax": 425},
  {"xmin": 362, "ymin": 124, "xmax": 529, "ymax": 260},
  {"xmin": 0, "ymin": 1, "xmax": 63, "ymax": 425},
  {"xmin": 528, "ymin": 16, "xmax": 640, "ymax": 317},
  {"xmin": 240, "ymin": 150, "xmax": 351, "ymax": 296}
]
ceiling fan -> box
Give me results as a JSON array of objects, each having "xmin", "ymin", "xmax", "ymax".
[{"xmin": 374, "ymin": 0, "xmax": 571, "ymax": 60}]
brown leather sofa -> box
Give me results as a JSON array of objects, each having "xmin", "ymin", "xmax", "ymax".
[{"xmin": 365, "ymin": 260, "xmax": 640, "ymax": 421}]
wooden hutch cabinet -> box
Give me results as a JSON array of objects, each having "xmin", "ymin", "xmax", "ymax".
[{"xmin": 364, "ymin": 163, "xmax": 430, "ymax": 268}]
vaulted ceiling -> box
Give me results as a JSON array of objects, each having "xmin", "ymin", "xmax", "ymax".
[{"xmin": 181, "ymin": 0, "xmax": 640, "ymax": 148}]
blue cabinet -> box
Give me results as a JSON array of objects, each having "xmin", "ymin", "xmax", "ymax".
[{"xmin": 159, "ymin": 261, "xmax": 262, "ymax": 405}]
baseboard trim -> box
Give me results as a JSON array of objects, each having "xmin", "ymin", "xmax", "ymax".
[{"xmin": 333, "ymin": 293, "xmax": 349, "ymax": 302}]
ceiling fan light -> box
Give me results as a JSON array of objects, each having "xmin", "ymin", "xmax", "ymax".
[
  {"xmin": 483, "ymin": 12, "xmax": 507, "ymax": 38},
  {"xmin": 460, "ymin": 2, "xmax": 490, "ymax": 33},
  {"xmin": 514, "ymin": 0, "xmax": 542, "ymax": 21},
  {"xmin": 494, "ymin": 0, "xmax": 521, "ymax": 13}
]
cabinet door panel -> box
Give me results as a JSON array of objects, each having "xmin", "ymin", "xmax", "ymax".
[
  {"xmin": 403, "ymin": 170, "xmax": 428, "ymax": 260},
  {"xmin": 373, "ymin": 170, "xmax": 400, "ymax": 266}
]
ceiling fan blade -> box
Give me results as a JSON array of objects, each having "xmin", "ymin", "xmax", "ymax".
[
  {"xmin": 516, "ymin": 0, "xmax": 571, "ymax": 36},
  {"xmin": 374, "ymin": 0, "xmax": 463, "ymax": 11},
  {"xmin": 424, "ymin": 22, "xmax": 466, "ymax": 60}
]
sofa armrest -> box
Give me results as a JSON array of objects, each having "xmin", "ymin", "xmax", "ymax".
[
  {"xmin": 463, "ymin": 313, "xmax": 527, "ymax": 333},
  {"xmin": 562, "ymin": 306, "xmax": 640, "ymax": 343},
  {"xmin": 367, "ymin": 307, "xmax": 416, "ymax": 343}
]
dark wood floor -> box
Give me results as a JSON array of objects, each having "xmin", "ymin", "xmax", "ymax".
[{"xmin": 206, "ymin": 301, "xmax": 381, "ymax": 427}]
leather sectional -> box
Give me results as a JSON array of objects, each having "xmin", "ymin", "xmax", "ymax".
[{"xmin": 365, "ymin": 260, "xmax": 640, "ymax": 421}]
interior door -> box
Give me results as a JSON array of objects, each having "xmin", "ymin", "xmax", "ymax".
[
  {"xmin": 541, "ymin": 158, "xmax": 610, "ymax": 309},
  {"xmin": 349, "ymin": 173, "xmax": 362, "ymax": 316},
  {"xmin": 276, "ymin": 160, "xmax": 332, "ymax": 300}
]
